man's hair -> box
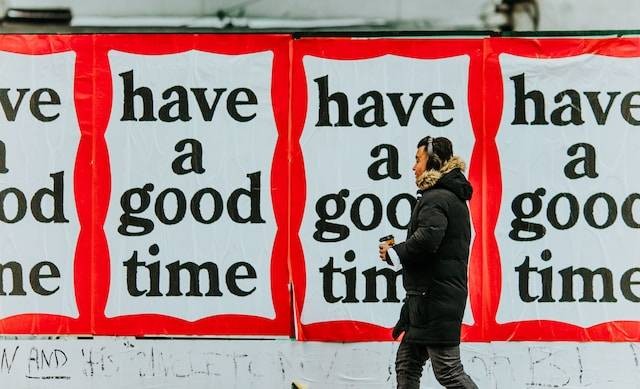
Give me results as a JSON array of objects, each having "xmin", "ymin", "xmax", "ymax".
[{"xmin": 417, "ymin": 136, "xmax": 453, "ymax": 170}]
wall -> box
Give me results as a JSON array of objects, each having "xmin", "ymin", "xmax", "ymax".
[
  {"xmin": 1, "ymin": 339, "xmax": 640, "ymax": 388},
  {"xmin": 6, "ymin": 0, "xmax": 640, "ymax": 31},
  {"xmin": 0, "ymin": 27, "xmax": 639, "ymax": 389}
]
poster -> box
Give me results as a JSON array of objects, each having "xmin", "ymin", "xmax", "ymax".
[
  {"xmin": 290, "ymin": 38, "xmax": 483, "ymax": 341},
  {"xmin": 488, "ymin": 38, "xmax": 640, "ymax": 341},
  {"xmin": 0, "ymin": 35, "xmax": 92, "ymax": 334},
  {"xmin": 92, "ymin": 35, "xmax": 291, "ymax": 336}
]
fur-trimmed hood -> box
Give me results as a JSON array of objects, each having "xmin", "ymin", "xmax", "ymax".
[{"xmin": 415, "ymin": 156, "xmax": 472, "ymax": 201}]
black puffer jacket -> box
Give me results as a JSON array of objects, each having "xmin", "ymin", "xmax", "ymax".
[{"xmin": 392, "ymin": 156, "xmax": 472, "ymax": 346}]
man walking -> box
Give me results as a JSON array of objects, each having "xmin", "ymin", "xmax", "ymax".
[{"xmin": 379, "ymin": 136, "xmax": 478, "ymax": 389}]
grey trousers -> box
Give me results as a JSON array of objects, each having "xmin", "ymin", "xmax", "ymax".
[{"xmin": 395, "ymin": 340, "xmax": 479, "ymax": 389}]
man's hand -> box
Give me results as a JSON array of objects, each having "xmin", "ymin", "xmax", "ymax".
[{"xmin": 379, "ymin": 241, "xmax": 392, "ymax": 262}]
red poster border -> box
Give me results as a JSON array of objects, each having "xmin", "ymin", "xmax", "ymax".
[
  {"xmin": 0, "ymin": 35, "xmax": 94, "ymax": 334},
  {"xmin": 290, "ymin": 38, "xmax": 486, "ymax": 341},
  {"xmin": 484, "ymin": 37, "xmax": 640, "ymax": 341},
  {"xmin": 90, "ymin": 34, "xmax": 291, "ymax": 336}
]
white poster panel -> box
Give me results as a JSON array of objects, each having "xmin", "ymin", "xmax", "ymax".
[
  {"xmin": 299, "ymin": 55, "xmax": 475, "ymax": 327},
  {"xmin": 0, "ymin": 52, "xmax": 80, "ymax": 318},
  {"xmin": 104, "ymin": 51, "xmax": 277, "ymax": 321},
  {"xmin": 496, "ymin": 54, "xmax": 640, "ymax": 326}
]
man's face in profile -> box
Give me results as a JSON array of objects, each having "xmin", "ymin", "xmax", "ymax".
[{"xmin": 413, "ymin": 145, "xmax": 428, "ymax": 180}]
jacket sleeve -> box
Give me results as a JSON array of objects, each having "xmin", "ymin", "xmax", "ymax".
[{"xmin": 393, "ymin": 200, "xmax": 448, "ymax": 266}]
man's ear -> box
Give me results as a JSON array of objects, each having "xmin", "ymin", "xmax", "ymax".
[{"xmin": 427, "ymin": 153, "xmax": 442, "ymax": 171}]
